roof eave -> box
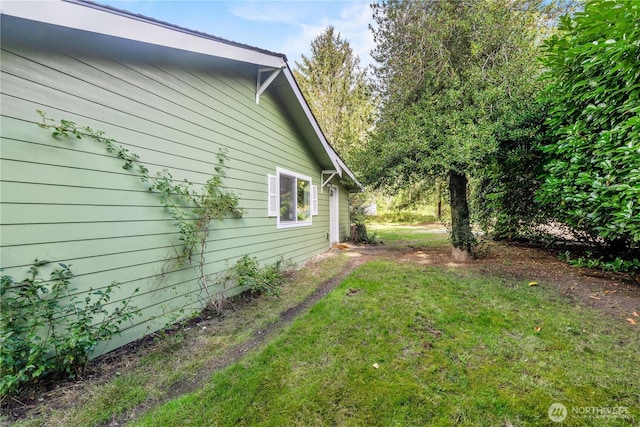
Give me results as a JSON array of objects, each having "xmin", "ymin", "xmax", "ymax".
[
  {"xmin": 336, "ymin": 157, "xmax": 364, "ymax": 191},
  {"xmin": 0, "ymin": 0, "xmax": 287, "ymax": 69}
]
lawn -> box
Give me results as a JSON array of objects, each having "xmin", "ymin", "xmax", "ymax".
[
  {"xmin": 6, "ymin": 253, "xmax": 352, "ymax": 427},
  {"xmin": 7, "ymin": 224, "xmax": 639, "ymax": 426},
  {"xmin": 133, "ymin": 225, "xmax": 640, "ymax": 426},
  {"xmin": 371, "ymin": 222, "xmax": 451, "ymax": 245}
]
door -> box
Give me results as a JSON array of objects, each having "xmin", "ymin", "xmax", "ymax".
[{"xmin": 329, "ymin": 184, "xmax": 339, "ymax": 245}]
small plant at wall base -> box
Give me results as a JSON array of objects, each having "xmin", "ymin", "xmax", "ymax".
[
  {"xmin": 349, "ymin": 204, "xmax": 376, "ymax": 244},
  {"xmin": 227, "ymin": 255, "xmax": 289, "ymax": 297},
  {"xmin": 348, "ymin": 193, "xmax": 377, "ymax": 244},
  {"xmin": 0, "ymin": 260, "xmax": 140, "ymax": 396},
  {"xmin": 201, "ymin": 256, "xmax": 291, "ymax": 313},
  {"xmin": 36, "ymin": 112, "xmax": 245, "ymax": 307}
]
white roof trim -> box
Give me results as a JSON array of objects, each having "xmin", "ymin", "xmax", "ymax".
[
  {"xmin": 284, "ymin": 64, "xmax": 363, "ymax": 190},
  {"xmin": 336, "ymin": 157, "xmax": 364, "ymax": 190},
  {"xmin": 0, "ymin": 0, "xmax": 286, "ymax": 69},
  {"xmin": 282, "ymin": 66, "xmax": 342, "ymax": 173}
]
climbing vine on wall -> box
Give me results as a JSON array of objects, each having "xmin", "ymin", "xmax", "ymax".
[{"xmin": 36, "ymin": 111, "xmax": 245, "ymax": 305}]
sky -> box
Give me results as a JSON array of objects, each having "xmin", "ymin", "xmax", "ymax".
[{"xmin": 97, "ymin": 0, "xmax": 377, "ymax": 69}]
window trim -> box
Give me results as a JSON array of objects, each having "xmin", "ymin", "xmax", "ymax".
[{"xmin": 272, "ymin": 167, "xmax": 316, "ymax": 229}]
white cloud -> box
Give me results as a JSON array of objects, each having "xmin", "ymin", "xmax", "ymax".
[
  {"xmin": 229, "ymin": 1, "xmax": 312, "ymax": 24},
  {"xmin": 231, "ymin": 1, "xmax": 375, "ymax": 69},
  {"xmin": 334, "ymin": 2, "xmax": 376, "ymax": 68}
]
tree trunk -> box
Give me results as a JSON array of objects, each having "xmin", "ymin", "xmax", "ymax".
[
  {"xmin": 449, "ymin": 169, "xmax": 474, "ymax": 259},
  {"xmin": 436, "ymin": 181, "xmax": 442, "ymax": 220},
  {"xmin": 350, "ymin": 224, "xmax": 368, "ymax": 243}
]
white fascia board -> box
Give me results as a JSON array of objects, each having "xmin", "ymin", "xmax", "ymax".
[
  {"xmin": 282, "ymin": 66, "xmax": 342, "ymax": 172},
  {"xmin": 0, "ymin": 0, "xmax": 286, "ymax": 69},
  {"xmin": 336, "ymin": 157, "xmax": 364, "ymax": 191},
  {"xmin": 283, "ymin": 65, "xmax": 362, "ymax": 190}
]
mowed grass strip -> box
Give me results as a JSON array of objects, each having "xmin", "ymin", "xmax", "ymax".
[
  {"xmin": 10, "ymin": 254, "xmax": 350, "ymax": 427},
  {"xmin": 134, "ymin": 261, "xmax": 640, "ymax": 426}
]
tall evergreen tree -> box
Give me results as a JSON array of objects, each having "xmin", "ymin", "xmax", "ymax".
[{"xmin": 294, "ymin": 26, "xmax": 375, "ymax": 167}]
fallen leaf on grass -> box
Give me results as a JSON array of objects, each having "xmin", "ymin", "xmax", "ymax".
[
  {"xmin": 633, "ymin": 311, "xmax": 639, "ymax": 317},
  {"xmin": 627, "ymin": 318, "xmax": 637, "ymax": 326},
  {"xmin": 346, "ymin": 288, "xmax": 360, "ymax": 297},
  {"xmin": 589, "ymin": 294, "xmax": 601, "ymax": 300},
  {"xmin": 528, "ymin": 282, "xmax": 538, "ymax": 287},
  {"xmin": 534, "ymin": 326, "xmax": 541, "ymax": 333}
]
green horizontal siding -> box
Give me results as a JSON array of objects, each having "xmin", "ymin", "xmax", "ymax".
[{"xmin": 0, "ymin": 26, "xmax": 344, "ymax": 356}]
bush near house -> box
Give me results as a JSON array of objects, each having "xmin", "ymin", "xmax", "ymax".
[
  {"xmin": 0, "ymin": 261, "xmax": 139, "ymax": 396},
  {"xmin": 538, "ymin": 0, "xmax": 640, "ymax": 263}
]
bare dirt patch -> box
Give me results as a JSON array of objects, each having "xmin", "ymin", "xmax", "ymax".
[
  {"xmin": 2, "ymin": 230, "xmax": 638, "ymax": 425},
  {"xmin": 472, "ymin": 241, "xmax": 640, "ymax": 320}
]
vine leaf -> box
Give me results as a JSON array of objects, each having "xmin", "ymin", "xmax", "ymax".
[{"xmin": 36, "ymin": 111, "xmax": 246, "ymax": 308}]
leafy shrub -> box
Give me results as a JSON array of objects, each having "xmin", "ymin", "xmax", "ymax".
[
  {"xmin": 538, "ymin": 0, "xmax": 640, "ymax": 252},
  {"xmin": 561, "ymin": 251, "xmax": 640, "ymax": 274},
  {"xmin": 348, "ymin": 200, "xmax": 377, "ymax": 244},
  {"xmin": 473, "ymin": 100, "xmax": 552, "ymax": 240},
  {"xmin": 0, "ymin": 261, "xmax": 139, "ymax": 396},
  {"xmin": 229, "ymin": 256, "xmax": 289, "ymax": 296}
]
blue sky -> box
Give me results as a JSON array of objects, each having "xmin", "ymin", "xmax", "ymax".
[{"xmin": 97, "ymin": 1, "xmax": 376, "ymax": 68}]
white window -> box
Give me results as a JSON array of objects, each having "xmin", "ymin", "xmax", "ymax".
[{"xmin": 268, "ymin": 168, "xmax": 317, "ymax": 228}]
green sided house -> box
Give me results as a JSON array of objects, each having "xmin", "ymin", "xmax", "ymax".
[{"xmin": 0, "ymin": 0, "xmax": 361, "ymax": 355}]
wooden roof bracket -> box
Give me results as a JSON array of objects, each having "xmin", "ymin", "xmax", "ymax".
[
  {"xmin": 256, "ymin": 67, "xmax": 282, "ymax": 104},
  {"xmin": 321, "ymin": 169, "xmax": 340, "ymax": 193}
]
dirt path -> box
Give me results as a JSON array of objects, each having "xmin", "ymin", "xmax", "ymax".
[{"xmin": 2, "ymin": 237, "xmax": 638, "ymax": 425}]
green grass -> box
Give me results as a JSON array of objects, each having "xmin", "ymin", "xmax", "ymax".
[
  {"xmin": 134, "ymin": 261, "xmax": 640, "ymax": 426},
  {"xmin": 10, "ymin": 225, "xmax": 639, "ymax": 426},
  {"xmin": 369, "ymin": 221, "xmax": 451, "ymax": 247},
  {"xmin": 10, "ymin": 253, "xmax": 350, "ymax": 427}
]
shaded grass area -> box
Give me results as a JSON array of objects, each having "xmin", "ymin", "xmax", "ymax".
[
  {"xmin": 369, "ymin": 222, "xmax": 451, "ymax": 246},
  {"xmin": 8, "ymin": 253, "xmax": 350, "ymax": 427},
  {"xmin": 135, "ymin": 261, "xmax": 640, "ymax": 426}
]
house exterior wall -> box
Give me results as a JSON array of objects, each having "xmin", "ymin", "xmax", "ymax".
[
  {"xmin": 336, "ymin": 181, "xmax": 352, "ymax": 242},
  {"xmin": 341, "ymin": 187, "xmax": 351, "ymax": 241},
  {"xmin": 0, "ymin": 23, "xmax": 348, "ymax": 355}
]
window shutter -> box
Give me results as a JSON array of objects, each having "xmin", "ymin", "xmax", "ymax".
[
  {"xmin": 311, "ymin": 185, "xmax": 318, "ymax": 216},
  {"xmin": 267, "ymin": 174, "xmax": 277, "ymax": 217}
]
